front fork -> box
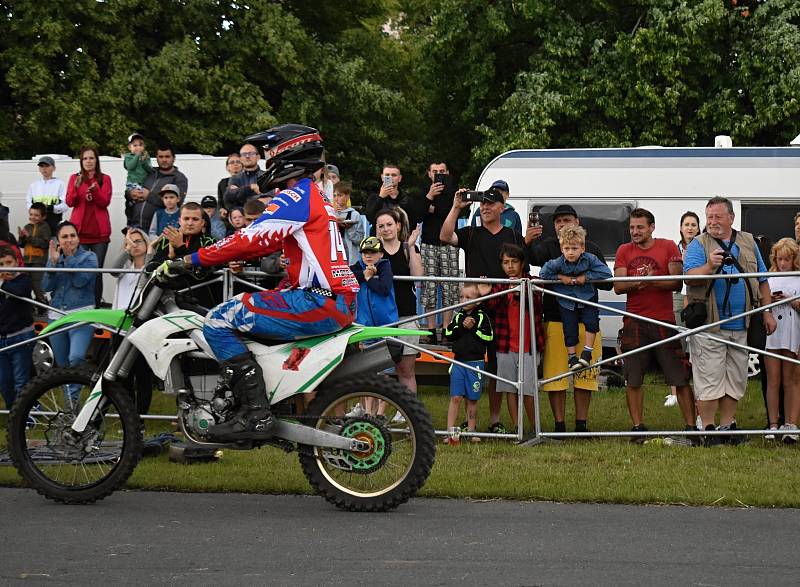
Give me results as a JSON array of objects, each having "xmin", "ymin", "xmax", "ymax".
[{"xmin": 70, "ymin": 284, "xmax": 167, "ymax": 433}]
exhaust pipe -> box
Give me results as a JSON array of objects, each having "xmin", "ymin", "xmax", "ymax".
[{"xmin": 325, "ymin": 341, "xmax": 395, "ymax": 384}]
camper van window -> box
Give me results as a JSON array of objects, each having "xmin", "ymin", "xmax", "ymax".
[
  {"xmin": 529, "ymin": 202, "xmax": 634, "ymax": 259},
  {"xmin": 741, "ymin": 204, "xmax": 798, "ymax": 249}
]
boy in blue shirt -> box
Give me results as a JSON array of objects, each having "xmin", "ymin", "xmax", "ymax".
[
  {"xmin": 539, "ymin": 225, "xmax": 612, "ymax": 370},
  {"xmin": 350, "ymin": 236, "xmax": 398, "ymax": 327}
]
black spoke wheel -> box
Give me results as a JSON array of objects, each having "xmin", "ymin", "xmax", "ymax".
[
  {"xmin": 299, "ymin": 376, "xmax": 436, "ymax": 512},
  {"xmin": 7, "ymin": 368, "xmax": 143, "ymax": 504}
]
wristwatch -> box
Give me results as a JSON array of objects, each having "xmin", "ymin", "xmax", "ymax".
[{"xmin": 571, "ymin": 278, "xmax": 577, "ymax": 286}]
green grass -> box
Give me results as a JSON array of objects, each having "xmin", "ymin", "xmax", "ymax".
[{"xmin": 3, "ymin": 376, "xmax": 800, "ymax": 508}]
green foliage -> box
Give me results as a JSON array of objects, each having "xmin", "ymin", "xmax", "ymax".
[{"xmin": 1, "ymin": 0, "xmax": 798, "ymax": 196}]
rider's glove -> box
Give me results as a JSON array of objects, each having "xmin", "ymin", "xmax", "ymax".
[{"xmin": 155, "ymin": 259, "xmax": 189, "ymax": 279}]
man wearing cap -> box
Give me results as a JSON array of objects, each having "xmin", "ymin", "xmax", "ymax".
[
  {"xmin": 527, "ymin": 204, "xmax": 611, "ymax": 433},
  {"xmin": 201, "ymin": 195, "xmax": 227, "ymax": 241},
  {"xmin": 470, "ymin": 180, "xmax": 522, "ymax": 233},
  {"xmin": 441, "ymin": 186, "xmax": 526, "ymax": 434},
  {"xmin": 128, "ymin": 144, "xmax": 188, "ymax": 232},
  {"xmin": 419, "ymin": 161, "xmax": 459, "ymax": 343},
  {"xmin": 27, "ymin": 156, "xmax": 68, "ymax": 233},
  {"xmin": 223, "ymin": 143, "xmax": 265, "ymax": 210}
]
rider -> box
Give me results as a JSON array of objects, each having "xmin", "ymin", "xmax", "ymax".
[{"xmin": 166, "ymin": 124, "xmax": 359, "ymax": 441}]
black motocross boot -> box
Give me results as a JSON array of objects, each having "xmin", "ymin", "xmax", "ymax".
[{"xmin": 206, "ymin": 353, "xmax": 276, "ymax": 441}]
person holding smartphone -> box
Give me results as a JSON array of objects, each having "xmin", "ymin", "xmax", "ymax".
[
  {"xmin": 419, "ymin": 161, "xmax": 459, "ymax": 344},
  {"xmin": 365, "ymin": 164, "xmax": 419, "ymax": 239}
]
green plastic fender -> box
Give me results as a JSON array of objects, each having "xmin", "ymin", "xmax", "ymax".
[
  {"xmin": 344, "ymin": 325, "xmax": 431, "ymax": 344},
  {"xmin": 38, "ymin": 309, "xmax": 133, "ymax": 336}
]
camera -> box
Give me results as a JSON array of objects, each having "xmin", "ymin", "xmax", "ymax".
[
  {"xmin": 462, "ymin": 190, "xmax": 484, "ymax": 203},
  {"xmin": 528, "ymin": 211, "xmax": 540, "ymax": 227},
  {"xmin": 721, "ymin": 251, "xmax": 735, "ymax": 266}
]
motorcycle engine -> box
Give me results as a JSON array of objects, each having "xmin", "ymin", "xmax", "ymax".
[{"xmin": 187, "ymin": 404, "xmax": 217, "ymax": 437}]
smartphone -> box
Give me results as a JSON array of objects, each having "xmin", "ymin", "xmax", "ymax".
[
  {"xmin": 528, "ymin": 211, "xmax": 540, "ymax": 227},
  {"xmin": 433, "ymin": 173, "xmax": 447, "ymax": 185},
  {"xmin": 462, "ymin": 190, "xmax": 484, "ymax": 203},
  {"xmin": 382, "ymin": 175, "xmax": 393, "ymax": 188}
]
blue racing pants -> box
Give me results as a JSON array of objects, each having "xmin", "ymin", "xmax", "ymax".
[{"xmin": 203, "ymin": 289, "xmax": 356, "ymax": 361}]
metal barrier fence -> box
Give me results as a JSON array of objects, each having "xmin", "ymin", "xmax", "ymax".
[{"xmin": 3, "ymin": 265, "xmax": 800, "ymax": 444}]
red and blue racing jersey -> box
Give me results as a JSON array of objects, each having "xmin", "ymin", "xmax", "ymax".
[{"xmin": 191, "ymin": 178, "xmax": 359, "ymax": 296}]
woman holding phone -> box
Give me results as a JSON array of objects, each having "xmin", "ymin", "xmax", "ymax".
[
  {"xmin": 43, "ymin": 221, "xmax": 98, "ymax": 409},
  {"xmin": 764, "ymin": 238, "xmax": 800, "ymax": 441},
  {"xmin": 66, "ymin": 146, "xmax": 112, "ymax": 307}
]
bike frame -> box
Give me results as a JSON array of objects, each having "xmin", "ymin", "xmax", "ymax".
[{"xmin": 37, "ymin": 279, "xmax": 426, "ymax": 435}]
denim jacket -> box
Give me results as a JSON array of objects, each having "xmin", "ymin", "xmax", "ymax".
[
  {"xmin": 43, "ymin": 248, "xmax": 98, "ymax": 311},
  {"xmin": 539, "ymin": 252, "xmax": 612, "ymax": 311}
]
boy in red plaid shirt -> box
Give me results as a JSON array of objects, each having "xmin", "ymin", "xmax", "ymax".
[{"xmin": 478, "ymin": 243, "xmax": 544, "ymax": 432}]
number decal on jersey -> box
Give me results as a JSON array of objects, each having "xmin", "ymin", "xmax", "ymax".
[{"xmin": 328, "ymin": 221, "xmax": 347, "ymax": 261}]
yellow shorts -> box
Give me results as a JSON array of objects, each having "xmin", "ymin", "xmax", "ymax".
[{"xmin": 541, "ymin": 321, "xmax": 602, "ymax": 392}]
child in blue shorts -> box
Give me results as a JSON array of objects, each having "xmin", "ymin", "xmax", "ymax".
[{"xmin": 444, "ymin": 284, "xmax": 493, "ymax": 444}]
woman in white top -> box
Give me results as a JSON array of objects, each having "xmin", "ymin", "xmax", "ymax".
[
  {"xmin": 111, "ymin": 227, "xmax": 149, "ymax": 310},
  {"xmin": 110, "ymin": 227, "xmax": 153, "ymax": 413},
  {"xmin": 765, "ymin": 238, "xmax": 800, "ymax": 440},
  {"xmin": 665, "ymin": 211, "xmax": 700, "ymax": 407}
]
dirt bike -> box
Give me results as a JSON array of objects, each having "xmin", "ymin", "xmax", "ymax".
[{"xmin": 6, "ymin": 270, "xmax": 436, "ymax": 512}]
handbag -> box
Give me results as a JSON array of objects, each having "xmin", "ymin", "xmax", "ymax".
[{"xmin": 681, "ymin": 301, "xmax": 708, "ymax": 329}]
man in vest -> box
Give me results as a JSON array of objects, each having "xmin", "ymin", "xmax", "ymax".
[{"xmin": 684, "ymin": 196, "xmax": 776, "ymax": 445}]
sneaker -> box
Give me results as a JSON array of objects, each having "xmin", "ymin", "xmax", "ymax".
[
  {"xmin": 703, "ymin": 424, "xmax": 723, "ymax": 447},
  {"xmin": 685, "ymin": 425, "xmax": 701, "ymax": 447},
  {"xmin": 390, "ymin": 411, "xmax": 406, "ymax": 424},
  {"xmin": 442, "ymin": 436, "xmax": 460, "ymax": 446},
  {"xmin": 488, "ymin": 421, "xmax": 507, "ymax": 434},
  {"xmin": 459, "ymin": 421, "xmax": 469, "ymax": 432},
  {"xmin": 579, "ymin": 349, "xmax": 593, "ymax": 367},
  {"xmin": 630, "ymin": 424, "xmax": 648, "ymax": 444},
  {"xmin": 345, "ymin": 402, "xmax": 366, "ymax": 418},
  {"xmin": 723, "ymin": 422, "xmax": 748, "ymax": 446},
  {"xmin": 568, "ymin": 355, "xmax": 582, "ymax": 371},
  {"xmin": 663, "ymin": 394, "xmax": 678, "ymax": 407},
  {"xmin": 575, "ymin": 422, "xmax": 589, "ymax": 433},
  {"xmin": 765, "ymin": 427, "xmax": 778, "ymax": 441},
  {"xmin": 780, "ymin": 423, "xmax": 799, "ymax": 444}
]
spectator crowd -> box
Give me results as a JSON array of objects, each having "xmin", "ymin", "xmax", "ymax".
[{"xmin": 1, "ymin": 133, "xmax": 799, "ymax": 447}]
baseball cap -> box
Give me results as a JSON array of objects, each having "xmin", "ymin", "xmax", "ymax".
[
  {"xmin": 481, "ymin": 188, "xmax": 505, "ymax": 204},
  {"xmin": 553, "ymin": 204, "xmax": 578, "ymax": 218},
  {"xmin": 490, "ymin": 179, "xmax": 509, "ymax": 192},
  {"xmin": 201, "ymin": 195, "xmax": 218, "ymax": 208},
  {"xmin": 326, "ymin": 164, "xmax": 340, "ymax": 177},
  {"xmin": 159, "ymin": 183, "xmax": 180, "ymax": 196},
  {"xmin": 37, "ymin": 156, "xmax": 55, "ymax": 167},
  {"xmin": 127, "ymin": 132, "xmax": 144, "ymax": 144},
  {"xmin": 359, "ymin": 236, "xmax": 383, "ymax": 253}
]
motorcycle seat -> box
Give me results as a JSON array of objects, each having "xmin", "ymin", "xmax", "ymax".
[{"xmin": 240, "ymin": 331, "xmax": 316, "ymax": 346}]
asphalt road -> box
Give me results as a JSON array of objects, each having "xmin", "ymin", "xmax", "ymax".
[{"xmin": 1, "ymin": 488, "xmax": 797, "ymax": 586}]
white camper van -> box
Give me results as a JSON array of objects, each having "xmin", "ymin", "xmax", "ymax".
[
  {"xmin": 0, "ymin": 154, "xmax": 230, "ymax": 295},
  {"xmin": 474, "ymin": 144, "xmax": 800, "ymax": 349}
]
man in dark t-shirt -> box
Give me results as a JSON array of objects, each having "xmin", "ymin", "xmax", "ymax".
[{"xmin": 441, "ymin": 187, "xmax": 526, "ymax": 434}]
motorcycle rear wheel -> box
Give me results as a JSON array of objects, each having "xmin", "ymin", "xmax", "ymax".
[
  {"xmin": 299, "ymin": 376, "xmax": 436, "ymax": 512},
  {"xmin": 7, "ymin": 368, "xmax": 143, "ymax": 504}
]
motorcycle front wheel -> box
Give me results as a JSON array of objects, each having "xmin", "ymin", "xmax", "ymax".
[
  {"xmin": 7, "ymin": 368, "xmax": 143, "ymax": 504},
  {"xmin": 299, "ymin": 376, "xmax": 436, "ymax": 512}
]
